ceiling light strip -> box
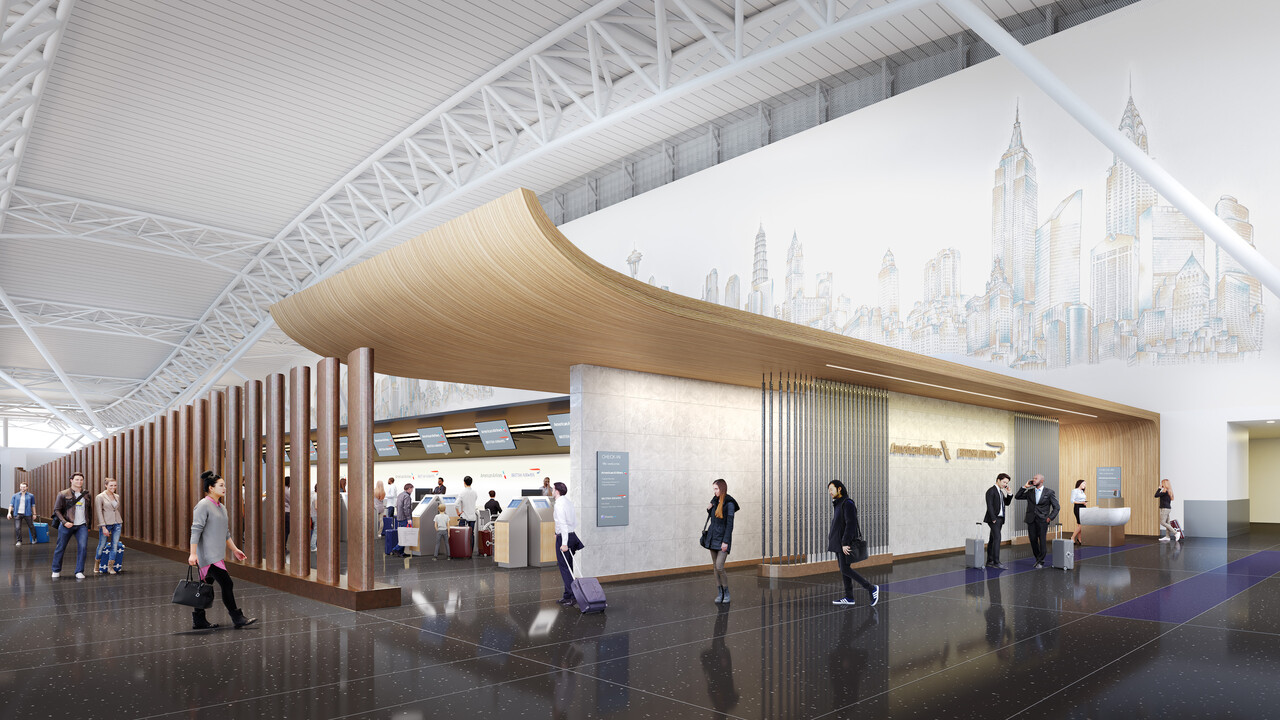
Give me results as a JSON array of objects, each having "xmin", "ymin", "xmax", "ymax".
[{"xmin": 825, "ymin": 364, "xmax": 1098, "ymax": 418}]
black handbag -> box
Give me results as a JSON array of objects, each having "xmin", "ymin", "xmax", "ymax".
[
  {"xmin": 850, "ymin": 536, "xmax": 869, "ymax": 563},
  {"xmin": 699, "ymin": 515, "xmax": 712, "ymax": 550},
  {"xmin": 172, "ymin": 566, "xmax": 215, "ymax": 609}
]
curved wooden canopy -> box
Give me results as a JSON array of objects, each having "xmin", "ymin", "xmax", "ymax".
[{"xmin": 272, "ymin": 189, "xmax": 1155, "ymax": 425}]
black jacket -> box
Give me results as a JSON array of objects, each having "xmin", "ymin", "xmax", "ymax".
[
  {"xmin": 1014, "ymin": 484, "xmax": 1059, "ymax": 523},
  {"xmin": 827, "ymin": 497, "xmax": 861, "ymax": 553},
  {"xmin": 984, "ymin": 485, "xmax": 1012, "ymax": 524},
  {"xmin": 705, "ymin": 495, "xmax": 739, "ymax": 550}
]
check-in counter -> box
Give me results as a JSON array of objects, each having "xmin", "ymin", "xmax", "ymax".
[
  {"xmin": 527, "ymin": 497, "xmax": 556, "ymax": 567},
  {"xmin": 1079, "ymin": 506, "xmax": 1131, "ymax": 547},
  {"xmin": 408, "ymin": 496, "xmax": 441, "ymax": 556},
  {"xmin": 496, "ymin": 498, "xmax": 529, "ymax": 569}
]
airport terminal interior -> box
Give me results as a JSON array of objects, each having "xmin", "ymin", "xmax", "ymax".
[{"xmin": 3, "ymin": 0, "xmax": 1280, "ymax": 718}]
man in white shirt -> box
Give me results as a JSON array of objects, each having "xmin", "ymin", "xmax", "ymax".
[{"xmin": 456, "ymin": 476, "xmax": 478, "ymax": 530}]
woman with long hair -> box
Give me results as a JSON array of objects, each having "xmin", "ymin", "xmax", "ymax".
[
  {"xmin": 828, "ymin": 480, "xmax": 878, "ymax": 607},
  {"xmin": 95, "ymin": 478, "xmax": 124, "ymax": 574},
  {"xmin": 373, "ymin": 480, "xmax": 387, "ymax": 538},
  {"xmin": 702, "ymin": 479, "xmax": 739, "ymax": 604},
  {"xmin": 188, "ymin": 470, "xmax": 257, "ymax": 630},
  {"xmin": 1070, "ymin": 479, "xmax": 1087, "ymax": 545},
  {"xmin": 1155, "ymin": 478, "xmax": 1177, "ymax": 541}
]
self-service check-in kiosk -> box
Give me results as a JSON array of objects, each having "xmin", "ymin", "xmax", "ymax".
[
  {"xmin": 527, "ymin": 497, "xmax": 556, "ymax": 567},
  {"xmin": 407, "ymin": 496, "xmax": 442, "ymax": 556},
  {"xmin": 496, "ymin": 498, "xmax": 529, "ymax": 569}
]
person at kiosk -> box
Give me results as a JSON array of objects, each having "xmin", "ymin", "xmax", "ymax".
[{"xmin": 484, "ymin": 491, "xmax": 502, "ymax": 521}]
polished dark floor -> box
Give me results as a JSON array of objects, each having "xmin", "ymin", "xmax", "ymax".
[{"xmin": 3, "ymin": 526, "xmax": 1280, "ymax": 719}]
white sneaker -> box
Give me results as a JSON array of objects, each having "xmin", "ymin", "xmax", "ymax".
[
  {"xmin": 75, "ymin": 572, "xmax": 86, "ymax": 579},
  {"xmin": 15, "ymin": 542, "xmax": 20, "ymax": 546},
  {"xmin": 1159, "ymin": 536, "xmax": 1170, "ymax": 542},
  {"xmin": 51, "ymin": 571, "xmax": 59, "ymax": 578},
  {"xmin": 832, "ymin": 597, "xmax": 856, "ymax": 606}
]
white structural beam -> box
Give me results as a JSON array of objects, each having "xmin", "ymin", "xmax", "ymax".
[
  {"xmin": 0, "ymin": 281, "xmax": 107, "ymax": 435},
  {"xmin": 0, "ymin": 365, "xmax": 142, "ymax": 397},
  {"xmin": 0, "ymin": 295, "xmax": 196, "ymax": 345},
  {"xmin": 0, "ymin": 366, "xmax": 97, "ymax": 441},
  {"xmin": 2, "ymin": 187, "xmax": 271, "ymax": 273},
  {"xmin": 0, "ymin": 0, "xmax": 77, "ymax": 232},
  {"xmin": 115, "ymin": 0, "xmax": 935, "ymax": 429},
  {"xmin": 941, "ymin": 0, "xmax": 1280, "ymax": 300}
]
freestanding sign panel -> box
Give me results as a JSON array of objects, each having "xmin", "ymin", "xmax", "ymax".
[
  {"xmin": 1096, "ymin": 466, "xmax": 1122, "ymax": 499},
  {"xmin": 596, "ymin": 451, "xmax": 629, "ymax": 527},
  {"xmin": 548, "ymin": 413, "xmax": 571, "ymax": 447}
]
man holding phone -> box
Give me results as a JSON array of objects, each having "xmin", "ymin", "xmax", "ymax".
[{"xmin": 1014, "ymin": 473, "xmax": 1059, "ymax": 569}]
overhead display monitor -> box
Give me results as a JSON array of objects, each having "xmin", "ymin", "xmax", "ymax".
[
  {"xmin": 417, "ymin": 426, "xmax": 451, "ymax": 455},
  {"xmin": 373, "ymin": 432, "xmax": 399, "ymax": 457},
  {"xmin": 548, "ymin": 413, "xmax": 571, "ymax": 447},
  {"xmin": 339, "ymin": 436, "xmax": 348, "ymax": 460},
  {"xmin": 308, "ymin": 441, "xmax": 317, "ymax": 462},
  {"xmin": 476, "ymin": 419, "xmax": 516, "ymax": 451}
]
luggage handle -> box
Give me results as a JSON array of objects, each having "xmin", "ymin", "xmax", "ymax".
[
  {"xmin": 974, "ymin": 522, "xmax": 986, "ymax": 542},
  {"xmin": 558, "ymin": 546, "xmax": 580, "ymax": 580}
]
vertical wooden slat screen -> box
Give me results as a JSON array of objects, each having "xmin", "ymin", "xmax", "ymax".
[
  {"xmin": 244, "ymin": 380, "xmax": 263, "ymax": 565},
  {"xmin": 225, "ymin": 385, "xmax": 244, "ymax": 552},
  {"xmin": 143, "ymin": 421, "xmax": 156, "ymax": 543},
  {"xmin": 127, "ymin": 429, "xmax": 138, "ymax": 536},
  {"xmin": 176, "ymin": 405, "xmax": 192, "ymax": 550},
  {"xmin": 288, "ymin": 365, "xmax": 311, "ymax": 578},
  {"xmin": 165, "ymin": 410, "xmax": 179, "ymax": 547},
  {"xmin": 264, "ymin": 374, "xmax": 286, "ymax": 573},
  {"xmin": 315, "ymin": 357, "xmax": 340, "ymax": 585},
  {"xmin": 208, "ymin": 390, "xmax": 226, "ymax": 487},
  {"xmin": 194, "ymin": 398, "xmax": 209, "ymax": 500},
  {"xmin": 347, "ymin": 347, "xmax": 375, "ymax": 591}
]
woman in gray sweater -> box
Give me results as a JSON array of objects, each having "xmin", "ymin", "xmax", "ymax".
[{"xmin": 187, "ymin": 470, "xmax": 256, "ymax": 630}]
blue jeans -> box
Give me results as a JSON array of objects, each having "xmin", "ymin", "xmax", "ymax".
[
  {"xmin": 52, "ymin": 523, "xmax": 89, "ymax": 574},
  {"xmin": 96, "ymin": 523, "xmax": 122, "ymax": 571}
]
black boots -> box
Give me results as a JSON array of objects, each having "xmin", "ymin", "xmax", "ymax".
[
  {"xmin": 714, "ymin": 586, "xmax": 731, "ymax": 604},
  {"xmin": 231, "ymin": 611, "xmax": 258, "ymax": 628},
  {"xmin": 192, "ymin": 610, "xmax": 218, "ymax": 630}
]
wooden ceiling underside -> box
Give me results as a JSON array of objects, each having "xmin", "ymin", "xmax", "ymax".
[{"xmin": 271, "ymin": 189, "xmax": 1157, "ymax": 426}]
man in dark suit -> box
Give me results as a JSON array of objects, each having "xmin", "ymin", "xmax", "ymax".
[
  {"xmin": 984, "ymin": 473, "xmax": 1013, "ymax": 568},
  {"xmin": 1014, "ymin": 473, "xmax": 1059, "ymax": 568}
]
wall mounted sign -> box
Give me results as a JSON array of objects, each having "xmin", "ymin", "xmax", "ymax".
[
  {"xmin": 596, "ymin": 451, "xmax": 629, "ymax": 527},
  {"xmin": 476, "ymin": 419, "xmax": 516, "ymax": 451},
  {"xmin": 1096, "ymin": 466, "xmax": 1122, "ymax": 498},
  {"xmin": 373, "ymin": 432, "xmax": 399, "ymax": 457},
  {"xmin": 890, "ymin": 440, "xmax": 1006, "ymax": 462},
  {"xmin": 417, "ymin": 426, "xmax": 451, "ymax": 455}
]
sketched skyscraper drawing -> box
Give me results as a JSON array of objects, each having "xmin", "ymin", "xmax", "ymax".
[
  {"xmin": 1105, "ymin": 95, "xmax": 1158, "ymax": 237},
  {"xmin": 704, "ymin": 268, "xmax": 720, "ymax": 304},
  {"xmin": 724, "ymin": 274, "xmax": 741, "ymax": 310},
  {"xmin": 626, "ymin": 248, "xmax": 643, "ymax": 279},
  {"xmin": 748, "ymin": 224, "xmax": 774, "ymax": 317},
  {"xmin": 878, "ymin": 250, "xmax": 899, "ymax": 319},
  {"xmin": 991, "ymin": 107, "xmax": 1038, "ymax": 304},
  {"xmin": 1035, "ymin": 190, "xmax": 1083, "ymax": 311}
]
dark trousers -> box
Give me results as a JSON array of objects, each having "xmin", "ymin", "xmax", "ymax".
[
  {"xmin": 14, "ymin": 514, "xmax": 36, "ymax": 543},
  {"xmin": 1027, "ymin": 518, "xmax": 1049, "ymax": 563},
  {"xmin": 986, "ymin": 519, "xmax": 1004, "ymax": 563},
  {"xmin": 52, "ymin": 524, "xmax": 88, "ymax": 574},
  {"xmin": 194, "ymin": 564, "xmax": 240, "ymax": 623},
  {"xmin": 836, "ymin": 549, "xmax": 874, "ymax": 600},
  {"xmin": 555, "ymin": 532, "xmax": 577, "ymax": 600}
]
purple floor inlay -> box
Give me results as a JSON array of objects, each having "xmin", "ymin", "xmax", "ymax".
[
  {"xmin": 1205, "ymin": 550, "xmax": 1280, "ymax": 577},
  {"xmin": 1098, "ymin": 570, "xmax": 1268, "ymax": 624}
]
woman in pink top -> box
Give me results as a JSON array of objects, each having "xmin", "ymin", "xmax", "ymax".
[{"xmin": 187, "ymin": 470, "xmax": 256, "ymax": 630}]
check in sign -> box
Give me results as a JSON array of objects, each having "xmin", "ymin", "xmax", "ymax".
[{"xmin": 596, "ymin": 451, "xmax": 629, "ymax": 527}]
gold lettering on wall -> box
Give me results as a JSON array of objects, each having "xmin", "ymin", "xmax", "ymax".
[{"xmin": 891, "ymin": 440, "xmax": 1005, "ymax": 462}]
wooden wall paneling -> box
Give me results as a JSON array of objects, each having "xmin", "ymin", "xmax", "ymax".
[
  {"xmin": 226, "ymin": 385, "xmax": 244, "ymax": 553},
  {"xmin": 165, "ymin": 411, "xmax": 178, "ymax": 547},
  {"xmin": 209, "ymin": 390, "xmax": 226, "ymax": 484},
  {"xmin": 264, "ymin": 374, "xmax": 286, "ymax": 573},
  {"xmin": 244, "ymin": 380, "xmax": 263, "ymax": 565},
  {"xmin": 1059, "ymin": 420, "xmax": 1160, "ymax": 536},
  {"xmin": 143, "ymin": 422, "xmax": 155, "ymax": 543},
  {"xmin": 288, "ymin": 365, "xmax": 311, "ymax": 578},
  {"xmin": 176, "ymin": 405, "xmax": 192, "ymax": 551},
  {"xmin": 346, "ymin": 347, "xmax": 375, "ymax": 591},
  {"xmin": 315, "ymin": 357, "xmax": 340, "ymax": 585},
  {"xmin": 126, "ymin": 429, "xmax": 137, "ymax": 537},
  {"xmin": 194, "ymin": 398, "xmax": 209, "ymax": 497}
]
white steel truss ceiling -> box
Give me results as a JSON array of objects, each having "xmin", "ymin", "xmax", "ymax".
[{"xmin": 0, "ymin": 0, "xmax": 1135, "ymax": 446}]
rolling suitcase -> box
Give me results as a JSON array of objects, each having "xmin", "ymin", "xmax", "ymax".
[
  {"xmin": 448, "ymin": 525, "xmax": 473, "ymax": 558},
  {"xmin": 477, "ymin": 528, "xmax": 494, "ymax": 557},
  {"xmin": 965, "ymin": 523, "xmax": 986, "ymax": 568},
  {"xmin": 383, "ymin": 517, "xmax": 397, "ymax": 555},
  {"xmin": 561, "ymin": 548, "xmax": 606, "ymax": 614},
  {"xmin": 1169, "ymin": 519, "xmax": 1185, "ymax": 542},
  {"xmin": 1051, "ymin": 523, "xmax": 1074, "ymax": 570},
  {"xmin": 33, "ymin": 522, "xmax": 49, "ymax": 543}
]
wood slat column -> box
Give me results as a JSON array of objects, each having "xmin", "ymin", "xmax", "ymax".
[
  {"xmin": 244, "ymin": 380, "xmax": 264, "ymax": 565},
  {"xmin": 164, "ymin": 410, "xmax": 179, "ymax": 547},
  {"xmin": 126, "ymin": 429, "xmax": 138, "ymax": 537},
  {"xmin": 346, "ymin": 347, "xmax": 375, "ymax": 591},
  {"xmin": 176, "ymin": 405, "xmax": 192, "ymax": 551},
  {"xmin": 225, "ymin": 385, "xmax": 244, "ymax": 550},
  {"xmin": 288, "ymin": 365, "xmax": 311, "ymax": 578},
  {"xmin": 194, "ymin": 398, "xmax": 209, "ymax": 494},
  {"xmin": 143, "ymin": 421, "xmax": 156, "ymax": 543},
  {"xmin": 315, "ymin": 358, "xmax": 340, "ymax": 585},
  {"xmin": 264, "ymin": 374, "xmax": 286, "ymax": 573},
  {"xmin": 208, "ymin": 390, "xmax": 226, "ymax": 484}
]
